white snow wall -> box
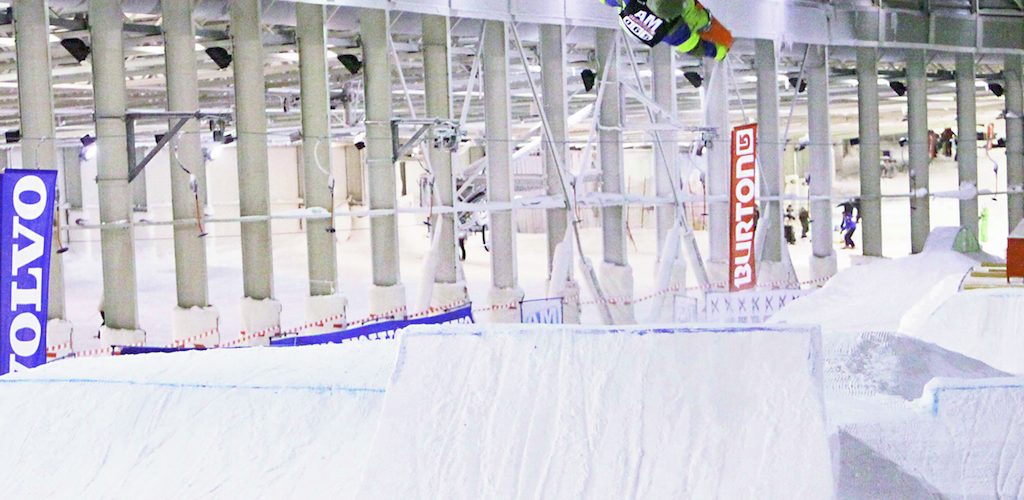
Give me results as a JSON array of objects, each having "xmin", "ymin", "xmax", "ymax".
[
  {"xmin": 841, "ymin": 377, "xmax": 1024, "ymax": 498},
  {"xmin": 358, "ymin": 324, "xmax": 836, "ymax": 499},
  {"xmin": 0, "ymin": 344, "xmax": 396, "ymax": 499}
]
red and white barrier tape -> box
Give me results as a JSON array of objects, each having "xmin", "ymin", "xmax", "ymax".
[
  {"xmin": 45, "ymin": 273, "xmax": 836, "ymax": 360},
  {"xmin": 168, "ymin": 327, "xmax": 220, "ymax": 348}
]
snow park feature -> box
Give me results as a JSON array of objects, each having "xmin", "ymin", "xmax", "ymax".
[
  {"xmin": 0, "ymin": 343, "xmax": 396, "ymax": 498},
  {"xmin": 768, "ymin": 233, "xmax": 1024, "ymax": 497},
  {"xmin": 839, "ymin": 377, "xmax": 1024, "ymax": 498},
  {"xmin": 0, "ymin": 323, "xmax": 835, "ymax": 498},
  {"xmin": 357, "ymin": 324, "xmax": 835, "ymax": 499}
]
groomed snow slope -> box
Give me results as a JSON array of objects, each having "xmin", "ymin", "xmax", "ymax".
[
  {"xmin": 841, "ymin": 377, "xmax": 1024, "ymax": 498},
  {"xmin": 358, "ymin": 324, "xmax": 835, "ymax": 500},
  {"xmin": 823, "ymin": 331, "xmax": 1007, "ymax": 401},
  {"xmin": 900, "ymin": 289, "xmax": 1024, "ymax": 374},
  {"xmin": 770, "ymin": 250, "xmax": 976, "ymax": 334},
  {"xmin": 0, "ymin": 343, "xmax": 397, "ymax": 499}
]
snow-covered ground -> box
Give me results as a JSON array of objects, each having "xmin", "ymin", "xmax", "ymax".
[
  {"xmin": 359, "ymin": 324, "xmax": 834, "ymax": 499},
  {"xmin": 0, "ymin": 343, "xmax": 397, "ymax": 498}
]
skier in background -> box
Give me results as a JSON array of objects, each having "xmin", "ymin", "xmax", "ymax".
[
  {"xmin": 784, "ymin": 205, "xmax": 797, "ymax": 245},
  {"xmin": 979, "ymin": 207, "xmax": 990, "ymax": 244},
  {"xmin": 601, "ymin": 0, "xmax": 733, "ymax": 60},
  {"xmin": 798, "ymin": 206, "xmax": 810, "ymax": 239},
  {"xmin": 840, "ymin": 211, "xmax": 857, "ymax": 249}
]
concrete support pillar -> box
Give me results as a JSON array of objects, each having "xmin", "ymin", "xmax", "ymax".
[
  {"xmin": 231, "ymin": 0, "xmax": 279, "ymax": 341},
  {"xmin": 857, "ymin": 47, "xmax": 883, "ymax": 257},
  {"xmin": 62, "ymin": 148, "xmax": 83, "ymax": 209},
  {"xmin": 756, "ymin": 39, "xmax": 784, "ymax": 268},
  {"xmin": 15, "ymin": 0, "xmax": 63, "ymax": 315},
  {"xmin": 1005, "ymin": 55, "xmax": 1024, "ymax": 232},
  {"xmin": 651, "ymin": 44, "xmax": 678, "ymax": 257},
  {"xmin": 807, "ymin": 44, "xmax": 837, "ymax": 278},
  {"xmin": 539, "ymin": 24, "xmax": 579, "ymax": 322},
  {"xmin": 295, "ymin": 3, "xmax": 345, "ymax": 332},
  {"xmin": 131, "ymin": 148, "xmax": 147, "ymax": 211},
  {"xmin": 344, "ymin": 145, "xmax": 364, "ymax": 204},
  {"xmin": 89, "ymin": 0, "xmax": 143, "ymax": 344},
  {"xmin": 908, "ymin": 50, "xmax": 930, "ymax": 254},
  {"xmin": 482, "ymin": 21, "xmax": 523, "ymax": 322},
  {"xmin": 296, "ymin": 4, "xmax": 339, "ymax": 295},
  {"xmin": 164, "ymin": 0, "xmax": 213, "ymax": 329},
  {"xmin": 596, "ymin": 29, "xmax": 634, "ymax": 324},
  {"xmin": 15, "ymin": 0, "xmax": 71, "ymax": 349},
  {"xmin": 956, "ymin": 53, "xmax": 979, "ymax": 240},
  {"xmin": 705, "ymin": 57, "xmax": 731, "ymax": 285},
  {"xmin": 422, "ymin": 14, "xmax": 467, "ymax": 308},
  {"xmin": 360, "ymin": 9, "xmax": 406, "ymax": 316}
]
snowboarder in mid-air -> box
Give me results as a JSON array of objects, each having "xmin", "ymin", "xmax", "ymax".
[{"xmin": 601, "ymin": 0, "xmax": 733, "ymax": 60}]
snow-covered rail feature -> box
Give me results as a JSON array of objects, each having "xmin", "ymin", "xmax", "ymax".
[{"xmin": 358, "ymin": 323, "xmax": 835, "ymax": 499}]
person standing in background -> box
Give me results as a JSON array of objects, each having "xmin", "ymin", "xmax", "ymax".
[
  {"xmin": 784, "ymin": 205, "xmax": 797, "ymax": 245},
  {"xmin": 798, "ymin": 206, "xmax": 810, "ymax": 239},
  {"xmin": 979, "ymin": 207, "xmax": 990, "ymax": 244}
]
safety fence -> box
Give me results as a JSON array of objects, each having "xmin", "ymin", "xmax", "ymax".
[{"xmin": 43, "ymin": 273, "xmax": 833, "ymax": 361}]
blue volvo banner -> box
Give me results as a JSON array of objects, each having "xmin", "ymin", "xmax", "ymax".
[{"xmin": 0, "ymin": 169, "xmax": 57, "ymax": 376}]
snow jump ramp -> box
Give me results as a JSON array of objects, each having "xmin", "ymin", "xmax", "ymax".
[
  {"xmin": 358, "ymin": 324, "xmax": 835, "ymax": 499},
  {"xmin": 0, "ymin": 343, "xmax": 397, "ymax": 499},
  {"xmin": 841, "ymin": 377, "xmax": 1024, "ymax": 498}
]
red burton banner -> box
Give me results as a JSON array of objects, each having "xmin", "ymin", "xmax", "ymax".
[{"xmin": 729, "ymin": 123, "xmax": 758, "ymax": 292}]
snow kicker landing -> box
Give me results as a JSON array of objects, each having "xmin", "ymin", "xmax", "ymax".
[
  {"xmin": 841, "ymin": 377, "xmax": 1024, "ymax": 498},
  {"xmin": 358, "ymin": 324, "xmax": 835, "ymax": 499},
  {"xmin": 0, "ymin": 343, "xmax": 397, "ymax": 499}
]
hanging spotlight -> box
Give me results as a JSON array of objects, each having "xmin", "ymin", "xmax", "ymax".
[
  {"xmin": 205, "ymin": 47, "xmax": 233, "ymax": 69},
  {"xmin": 898, "ymin": 137, "xmax": 908, "ymax": 147},
  {"xmin": 889, "ymin": 81, "xmax": 907, "ymax": 97},
  {"xmin": 79, "ymin": 134, "xmax": 96, "ymax": 161},
  {"xmin": 60, "ymin": 38, "xmax": 91, "ymax": 63},
  {"xmin": 204, "ymin": 144, "xmax": 223, "ymax": 161},
  {"xmin": 684, "ymin": 71, "xmax": 703, "ymax": 89},
  {"xmin": 338, "ymin": 54, "xmax": 363, "ymax": 75},
  {"xmin": 580, "ymin": 69, "xmax": 597, "ymax": 93},
  {"xmin": 788, "ymin": 76, "xmax": 807, "ymax": 93},
  {"xmin": 989, "ymin": 82, "xmax": 1005, "ymax": 97},
  {"xmin": 795, "ymin": 137, "xmax": 810, "ymax": 152},
  {"xmin": 4, "ymin": 130, "xmax": 20, "ymax": 144}
]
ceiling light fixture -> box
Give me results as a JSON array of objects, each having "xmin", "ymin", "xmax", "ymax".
[
  {"xmin": 338, "ymin": 54, "xmax": 363, "ymax": 75},
  {"xmin": 684, "ymin": 71, "xmax": 703, "ymax": 89},
  {"xmin": 60, "ymin": 38, "xmax": 91, "ymax": 63},
  {"xmin": 205, "ymin": 47, "xmax": 233, "ymax": 69},
  {"xmin": 889, "ymin": 81, "xmax": 907, "ymax": 97},
  {"xmin": 580, "ymin": 69, "xmax": 596, "ymax": 92}
]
